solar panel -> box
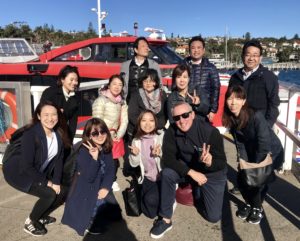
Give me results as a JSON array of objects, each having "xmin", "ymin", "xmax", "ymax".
[{"xmin": 0, "ymin": 38, "xmax": 39, "ymax": 63}]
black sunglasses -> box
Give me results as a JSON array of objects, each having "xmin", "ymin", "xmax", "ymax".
[
  {"xmin": 173, "ymin": 111, "xmax": 192, "ymax": 122},
  {"xmin": 91, "ymin": 129, "xmax": 106, "ymax": 137}
]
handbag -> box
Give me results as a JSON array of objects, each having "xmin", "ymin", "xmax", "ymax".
[
  {"xmin": 122, "ymin": 179, "xmax": 141, "ymax": 217},
  {"xmin": 112, "ymin": 138, "xmax": 125, "ymax": 159},
  {"xmin": 238, "ymin": 153, "xmax": 275, "ymax": 187}
]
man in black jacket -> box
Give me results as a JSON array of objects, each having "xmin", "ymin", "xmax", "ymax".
[
  {"xmin": 149, "ymin": 102, "xmax": 227, "ymax": 239},
  {"xmin": 229, "ymin": 40, "xmax": 280, "ymax": 127},
  {"xmin": 228, "ymin": 40, "xmax": 280, "ymax": 194}
]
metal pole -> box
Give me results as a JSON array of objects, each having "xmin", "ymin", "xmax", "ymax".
[{"xmin": 97, "ymin": 0, "xmax": 101, "ymax": 38}]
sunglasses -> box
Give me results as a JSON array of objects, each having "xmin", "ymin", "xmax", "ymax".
[
  {"xmin": 91, "ymin": 129, "xmax": 107, "ymax": 137},
  {"xmin": 173, "ymin": 111, "xmax": 192, "ymax": 122}
]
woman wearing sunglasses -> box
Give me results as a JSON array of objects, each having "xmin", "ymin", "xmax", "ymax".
[
  {"xmin": 62, "ymin": 118, "xmax": 121, "ymax": 236},
  {"xmin": 167, "ymin": 64, "xmax": 209, "ymax": 124}
]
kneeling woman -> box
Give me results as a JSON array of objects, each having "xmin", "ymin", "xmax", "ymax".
[
  {"xmin": 3, "ymin": 101, "xmax": 70, "ymax": 236},
  {"xmin": 129, "ymin": 110, "xmax": 164, "ymax": 219},
  {"xmin": 222, "ymin": 85, "xmax": 283, "ymax": 225},
  {"xmin": 62, "ymin": 118, "xmax": 119, "ymax": 236}
]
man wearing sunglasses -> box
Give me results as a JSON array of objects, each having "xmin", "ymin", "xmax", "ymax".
[{"xmin": 149, "ymin": 102, "xmax": 227, "ymax": 239}]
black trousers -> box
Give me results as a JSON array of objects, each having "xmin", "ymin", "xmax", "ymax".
[
  {"xmin": 239, "ymin": 184, "xmax": 268, "ymax": 208},
  {"xmin": 28, "ymin": 183, "xmax": 68, "ymax": 223},
  {"xmin": 141, "ymin": 178, "xmax": 160, "ymax": 219}
]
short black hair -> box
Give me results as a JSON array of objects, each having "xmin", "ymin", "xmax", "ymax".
[
  {"xmin": 242, "ymin": 39, "xmax": 263, "ymax": 57},
  {"xmin": 188, "ymin": 36, "xmax": 205, "ymax": 49},
  {"xmin": 133, "ymin": 37, "xmax": 149, "ymax": 55},
  {"xmin": 138, "ymin": 69, "xmax": 160, "ymax": 89}
]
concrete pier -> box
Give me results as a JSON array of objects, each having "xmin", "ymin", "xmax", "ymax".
[{"xmin": 0, "ymin": 139, "xmax": 299, "ymax": 241}]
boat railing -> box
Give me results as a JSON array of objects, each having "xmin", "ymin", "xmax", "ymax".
[{"xmin": 275, "ymin": 81, "xmax": 300, "ymax": 179}]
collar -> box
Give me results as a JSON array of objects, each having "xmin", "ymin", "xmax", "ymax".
[
  {"xmin": 62, "ymin": 87, "xmax": 75, "ymax": 100},
  {"xmin": 134, "ymin": 57, "xmax": 146, "ymax": 66},
  {"xmin": 242, "ymin": 65, "xmax": 259, "ymax": 80},
  {"xmin": 191, "ymin": 58, "xmax": 202, "ymax": 65}
]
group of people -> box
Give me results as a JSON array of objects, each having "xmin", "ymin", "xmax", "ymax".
[{"xmin": 2, "ymin": 36, "xmax": 283, "ymax": 239}]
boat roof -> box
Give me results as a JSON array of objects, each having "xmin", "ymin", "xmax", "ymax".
[{"xmin": 0, "ymin": 38, "xmax": 39, "ymax": 63}]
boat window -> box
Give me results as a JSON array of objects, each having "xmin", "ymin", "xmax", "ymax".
[
  {"xmin": 94, "ymin": 44, "xmax": 126, "ymax": 63},
  {"xmin": 149, "ymin": 44, "xmax": 183, "ymax": 64},
  {"xmin": 52, "ymin": 47, "xmax": 92, "ymax": 61}
]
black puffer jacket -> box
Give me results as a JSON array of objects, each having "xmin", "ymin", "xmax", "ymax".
[
  {"xmin": 183, "ymin": 57, "xmax": 220, "ymax": 113},
  {"xmin": 229, "ymin": 65, "xmax": 280, "ymax": 127}
]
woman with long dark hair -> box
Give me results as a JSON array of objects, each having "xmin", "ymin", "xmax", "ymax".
[
  {"xmin": 222, "ymin": 85, "xmax": 283, "ymax": 225},
  {"xmin": 62, "ymin": 118, "xmax": 120, "ymax": 236},
  {"xmin": 3, "ymin": 101, "xmax": 69, "ymax": 236},
  {"xmin": 41, "ymin": 65, "xmax": 80, "ymax": 141}
]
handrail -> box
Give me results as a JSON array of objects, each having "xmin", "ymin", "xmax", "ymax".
[{"xmin": 276, "ymin": 121, "xmax": 300, "ymax": 147}]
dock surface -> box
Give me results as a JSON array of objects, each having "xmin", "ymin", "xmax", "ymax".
[{"xmin": 0, "ymin": 139, "xmax": 299, "ymax": 241}]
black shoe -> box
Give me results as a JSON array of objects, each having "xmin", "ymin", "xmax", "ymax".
[
  {"xmin": 247, "ymin": 207, "xmax": 263, "ymax": 224},
  {"xmin": 150, "ymin": 219, "xmax": 172, "ymax": 239},
  {"xmin": 229, "ymin": 187, "xmax": 241, "ymax": 195},
  {"xmin": 39, "ymin": 216, "xmax": 56, "ymax": 225},
  {"xmin": 236, "ymin": 204, "xmax": 251, "ymax": 220},
  {"xmin": 24, "ymin": 220, "xmax": 47, "ymax": 237}
]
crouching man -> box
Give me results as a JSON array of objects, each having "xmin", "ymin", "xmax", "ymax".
[{"xmin": 150, "ymin": 102, "xmax": 227, "ymax": 239}]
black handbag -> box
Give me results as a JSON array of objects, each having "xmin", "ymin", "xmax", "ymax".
[
  {"xmin": 238, "ymin": 153, "xmax": 275, "ymax": 187},
  {"xmin": 122, "ymin": 179, "xmax": 141, "ymax": 217}
]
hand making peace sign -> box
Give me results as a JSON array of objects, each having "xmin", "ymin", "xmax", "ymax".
[
  {"xmin": 82, "ymin": 141, "xmax": 99, "ymax": 160},
  {"xmin": 187, "ymin": 89, "xmax": 200, "ymax": 105},
  {"xmin": 200, "ymin": 143, "xmax": 212, "ymax": 167},
  {"xmin": 129, "ymin": 145, "xmax": 140, "ymax": 156}
]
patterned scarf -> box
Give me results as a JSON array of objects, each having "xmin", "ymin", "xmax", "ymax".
[{"xmin": 139, "ymin": 88, "xmax": 162, "ymax": 114}]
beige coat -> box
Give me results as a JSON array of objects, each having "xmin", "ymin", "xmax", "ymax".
[{"xmin": 92, "ymin": 94, "xmax": 128, "ymax": 139}]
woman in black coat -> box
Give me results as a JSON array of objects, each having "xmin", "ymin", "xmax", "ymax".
[
  {"xmin": 40, "ymin": 65, "xmax": 80, "ymax": 141},
  {"xmin": 222, "ymin": 85, "xmax": 283, "ymax": 225},
  {"xmin": 62, "ymin": 118, "xmax": 119, "ymax": 236},
  {"xmin": 3, "ymin": 101, "xmax": 70, "ymax": 236}
]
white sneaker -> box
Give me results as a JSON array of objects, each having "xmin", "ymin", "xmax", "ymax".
[{"xmin": 112, "ymin": 181, "xmax": 120, "ymax": 192}]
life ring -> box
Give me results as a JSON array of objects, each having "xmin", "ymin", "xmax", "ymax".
[{"xmin": 0, "ymin": 90, "xmax": 18, "ymax": 141}]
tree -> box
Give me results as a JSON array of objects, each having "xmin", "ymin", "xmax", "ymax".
[
  {"xmin": 245, "ymin": 32, "xmax": 251, "ymax": 40},
  {"xmin": 293, "ymin": 34, "xmax": 299, "ymax": 40}
]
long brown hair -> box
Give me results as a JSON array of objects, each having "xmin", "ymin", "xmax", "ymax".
[
  {"xmin": 32, "ymin": 101, "xmax": 71, "ymax": 147},
  {"xmin": 82, "ymin": 118, "xmax": 113, "ymax": 153},
  {"xmin": 222, "ymin": 85, "xmax": 252, "ymax": 130},
  {"xmin": 134, "ymin": 110, "xmax": 159, "ymax": 139}
]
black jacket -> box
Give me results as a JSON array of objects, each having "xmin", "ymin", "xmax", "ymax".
[
  {"xmin": 162, "ymin": 119, "xmax": 227, "ymax": 177},
  {"xmin": 41, "ymin": 86, "xmax": 79, "ymax": 140},
  {"xmin": 231, "ymin": 111, "xmax": 283, "ymax": 164},
  {"xmin": 3, "ymin": 123, "xmax": 64, "ymax": 192},
  {"xmin": 167, "ymin": 87, "xmax": 209, "ymax": 124},
  {"xmin": 127, "ymin": 90, "xmax": 168, "ymax": 136},
  {"xmin": 229, "ymin": 65, "xmax": 280, "ymax": 127}
]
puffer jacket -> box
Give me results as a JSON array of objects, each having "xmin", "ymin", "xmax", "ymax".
[
  {"xmin": 183, "ymin": 57, "xmax": 220, "ymax": 113},
  {"xmin": 92, "ymin": 94, "xmax": 128, "ymax": 139}
]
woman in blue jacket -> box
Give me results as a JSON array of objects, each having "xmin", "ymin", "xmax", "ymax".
[
  {"xmin": 222, "ymin": 85, "xmax": 283, "ymax": 225},
  {"xmin": 3, "ymin": 101, "xmax": 70, "ymax": 236},
  {"xmin": 62, "ymin": 118, "xmax": 118, "ymax": 236}
]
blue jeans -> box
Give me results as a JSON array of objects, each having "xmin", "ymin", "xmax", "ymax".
[{"xmin": 159, "ymin": 167, "xmax": 227, "ymax": 223}]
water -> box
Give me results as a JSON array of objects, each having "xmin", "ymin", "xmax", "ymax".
[{"xmin": 278, "ymin": 70, "xmax": 300, "ymax": 85}]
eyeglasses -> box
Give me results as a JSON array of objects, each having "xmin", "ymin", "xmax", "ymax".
[
  {"xmin": 173, "ymin": 111, "xmax": 192, "ymax": 122},
  {"xmin": 91, "ymin": 129, "xmax": 106, "ymax": 137}
]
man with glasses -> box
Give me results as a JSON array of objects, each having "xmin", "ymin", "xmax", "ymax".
[
  {"xmin": 228, "ymin": 40, "xmax": 280, "ymax": 194},
  {"xmin": 149, "ymin": 102, "xmax": 227, "ymax": 239}
]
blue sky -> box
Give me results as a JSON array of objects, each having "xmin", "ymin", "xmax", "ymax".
[{"xmin": 1, "ymin": 0, "xmax": 300, "ymax": 38}]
